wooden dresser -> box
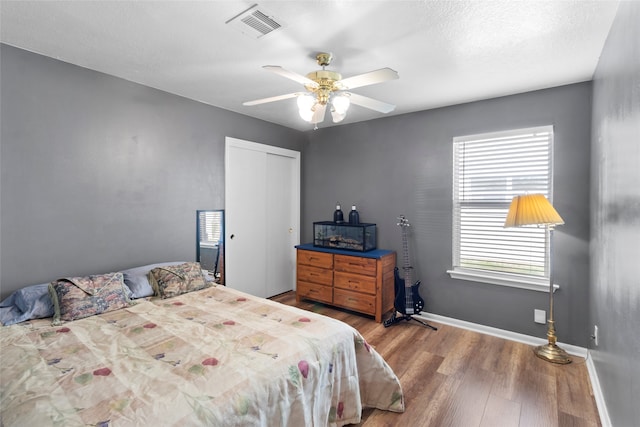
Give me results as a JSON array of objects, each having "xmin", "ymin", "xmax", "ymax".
[{"xmin": 295, "ymin": 244, "xmax": 396, "ymax": 323}]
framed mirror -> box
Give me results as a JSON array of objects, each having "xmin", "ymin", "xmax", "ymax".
[{"xmin": 196, "ymin": 210, "xmax": 224, "ymax": 285}]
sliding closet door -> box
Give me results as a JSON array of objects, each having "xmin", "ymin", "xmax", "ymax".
[
  {"xmin": 265, "ymin": 152, "xmax": 299, "ymax": 297},
  {"xmin": 225, "ymin": 142, "xmax": 267, "ymax": 296},
  {"xmin": 225, "ymin": 137, "xmax": 300, "ymax": 298}
]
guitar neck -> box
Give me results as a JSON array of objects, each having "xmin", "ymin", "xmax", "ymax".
[{"xmin": 401, "ymin": 227, "xmax": 413, "ymax": 288}]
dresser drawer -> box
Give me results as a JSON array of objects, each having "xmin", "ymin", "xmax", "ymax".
[
  {"xmin": 334, "ymin": 254, "xmax": 377, "ymax": 276},
  {"xmin": 333, "ymin": 288, "xmax": 376, "ymax": 315},
  {"xmin": 297, "ymin": 264, "xmax": 333, "ymax": 286},
  {"xmin": 297, "ymin": 281, "xmax": 333, "ymax": 304},
  {"xmin": 334, "ymin": 271, "xmax": 376, "ymax": 295},
  {"xmin": 298, "ymin": 249, "xmax": 333, "ymax": 269}
]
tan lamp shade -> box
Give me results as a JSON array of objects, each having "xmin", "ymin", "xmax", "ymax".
[{"xmin": 504, "ymin": 194, "xmax": 564, "ymax": 227}]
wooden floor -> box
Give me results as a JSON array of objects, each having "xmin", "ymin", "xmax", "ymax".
[{"xmin": 270, "ymin": 292, "xmax": 601, "ymax": 427}]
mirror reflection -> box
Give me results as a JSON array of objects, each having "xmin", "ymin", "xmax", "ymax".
[{"xmin": 197, "ymin": 210, "xmax": 224, "ymax": 285}]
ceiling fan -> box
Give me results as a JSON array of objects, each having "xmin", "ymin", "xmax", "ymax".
[{"xmin": 243, "ymin": 52, "xmax": 399, "ymax": 126}]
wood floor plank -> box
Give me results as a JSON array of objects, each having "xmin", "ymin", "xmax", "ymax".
[
  {"xmin": 558, "ymin": 411, "xmax": 601, "ymax": 427},
  {"xmin": 556, "ymin": 360, "xmax": 602, "ymax": 425},
  {"xmin": 418, "ymin": 323, "xmax": 465, "ymax": 358},
  {"xmin": 480, "ymin": 394, "xmax": 521, "ymax": 427},
  {"xmin": 390, "ymin": 349, "xmax": 445, "ymax": 419},
  {"xmin": 436, "ymin": 328, "xmax": 481, "ymax": 378},
  {"xmin": 473, "ymin": 333, "xmax": 508, "ymax": 372},
  {"xmin": 269, "ymin": 292, "xmax": 601, "ymax": 427},
  {"xmin": 491, "ymin": 340, "xmax": 541, "ymax": 401},
  {"xmin": 515, "ymin": 367, "xmax": 558, "ymax": 427},
  {"xmin": 435, "ymin": 366, "xmax": 495, "ymax": 427}
]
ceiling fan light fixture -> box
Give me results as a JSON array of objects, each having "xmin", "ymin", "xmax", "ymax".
[
  {"xmin": 297, "ymin": 93, "xmax": 314, "ymax": 109},
  {"xmin": 331, "ymin": 94, "xmax": 350, "ymax": 115},
  {"xmin": 310, "ymin": 103, "xmax": 325, "ymax": 124},
  {"xmin": 299, "ymin": 108, "xmax": 313, "ymax": 122},
  {"xmin": 297, "ymin": 94, "xmax": 315, "ymax": 121},
  {"xmin": 331, "ymin": 109, "xmax": 346, "ymax": 123},
  {"xmin": 299, "ymin": 110, "xmax": 313, "ymax": 122}
]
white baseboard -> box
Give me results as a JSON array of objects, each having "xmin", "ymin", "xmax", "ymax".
[
  {"xmin": 586, "ymin": 351, "xmax": 612, "ymax": 427},
  {"xmin": 414, "ymin": 312, "xmax": 587, "ymax": 357},
  {"xmin": 413, "ymin": 312, "xmax": 611, "ymax": 426}
]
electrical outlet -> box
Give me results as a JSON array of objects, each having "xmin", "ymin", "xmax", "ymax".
[
  {"xmin": 594, "ymin": 325, "xmax": 599, "ymax": 346},
  {"xmin": 534, "ymin": 309, "xmax": 546, "ymax": 324}
]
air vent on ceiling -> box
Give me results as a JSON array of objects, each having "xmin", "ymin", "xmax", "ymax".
[{"xmin": 226, "ymin": 4, "xmax": 284, "ymax": 39}]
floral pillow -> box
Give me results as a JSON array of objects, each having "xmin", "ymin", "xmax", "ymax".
[
  {"xmin": 149, "ymin": 262, "xmax": 209, "ymax": 299},
  {"xmin": 121, "ymin": 261, "xmax": 187, "ymax": 299},
  {"xmin": 49, "ymin": 272, "xmax": 132, "ymax": 324}
]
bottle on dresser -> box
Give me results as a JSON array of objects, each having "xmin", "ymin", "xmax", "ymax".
[
  {"xmin": 333, "ymin": 203, "xmax": 344, "ymax": 223},
  {"xmin": 348, "ymin": 206, "xmax": 360, "ymax": 224}
]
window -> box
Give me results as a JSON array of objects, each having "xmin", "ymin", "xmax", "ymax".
[{"xmin": 448, "ymin": 125, "xmax": 555, "ymax": 291}]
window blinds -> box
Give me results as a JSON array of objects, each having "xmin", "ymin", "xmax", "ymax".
[
  {"xmin": 198, "ymin": 211, "xmax": 223, "ymax": 245},
  {"xmin": 452, "ymin": 126, "xmax": 553, "ymax": 278}
]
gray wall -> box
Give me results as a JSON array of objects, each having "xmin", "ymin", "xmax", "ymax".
[
  {"xmin": 0, "ymin": 44, "xmax": 304, "ymax": 298},
  {"xmin": 590, "ymin": 1, "xmax": 640, "ymax": 425},
  {"xmin": 302, "ymin": 82, "xmax": 592, "ymax": 346}
]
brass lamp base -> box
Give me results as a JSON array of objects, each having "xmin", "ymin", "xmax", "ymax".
[{"xmin": 534, "ymin": 343, "xmax": 572, "ymax": 364}]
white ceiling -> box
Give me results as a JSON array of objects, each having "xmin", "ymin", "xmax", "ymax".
[{"xmin": 0, "ymin": 1, "xmax": 619, "ymax": 132}]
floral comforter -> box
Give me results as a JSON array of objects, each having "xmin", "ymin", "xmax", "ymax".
[{"xmin": 1, "ymin": 285, "xmax": 404, "ymax": 426}]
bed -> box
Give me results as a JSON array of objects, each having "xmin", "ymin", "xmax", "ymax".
[{"xmin": 0, "ymin": 263, "xmax": 404, "ymax": 426}]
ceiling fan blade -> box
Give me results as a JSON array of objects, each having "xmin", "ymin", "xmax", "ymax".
[
  {"xmin": 337, "ymin": 68, "xmax": 399, "ymax": 90},
  {"xmin": 243, "ymin": 92, "xmax": 302, "ymax": 106},
  {"xmin": 263, "ymin": 66, "xmax": 319, "ymax": 88},
  {"xmin": 311, "ymin": 103, "xmax": 327, "ymax": 124},
  {"xmin": 347, "ymin": 92, "xmax": 396, "ymax": 114}
]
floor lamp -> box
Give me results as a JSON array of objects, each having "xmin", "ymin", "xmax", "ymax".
[{"xmin": 504, "ymin": 194, "xmax": 571, "ymax": 364}]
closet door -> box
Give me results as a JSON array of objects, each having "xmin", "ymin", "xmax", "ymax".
[
  {"xmin": 225, "ymin": 137, "xmax": 300, "ymax": 298},
  {"xmin": 265, "ymin": 152, "xmax": 299, "ymax": 297},
  {"xmin": 225, "ymin": 143, "xmax": 267, "ymax": 297}
]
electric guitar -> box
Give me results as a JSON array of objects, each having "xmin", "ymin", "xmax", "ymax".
[
  {"xmin": 393, "ymin": 215, "xmax": 425, "ymax": 315},
  {"xmin": 384, "ymin": 216, "xmax": 436, "ymax": 329}
]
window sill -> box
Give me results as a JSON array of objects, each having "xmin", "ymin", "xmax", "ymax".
[
  {"xmin": 199, "ymin": 242, "xmax": 220, "ymax": 249},
  {"xmin": 446, "ymin": 268, "xmax": 559, "ymax": 293}
]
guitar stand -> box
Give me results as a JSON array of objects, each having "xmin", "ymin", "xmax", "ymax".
[{"xmin": 383, "ymin": 310, "xmax": 438, "ymax": 330}]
